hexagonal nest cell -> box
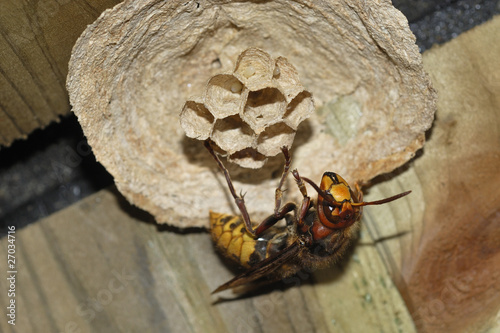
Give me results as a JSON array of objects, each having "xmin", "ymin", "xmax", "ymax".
[{"xmin": 180, "ymin": 47, "xmax": 314, "ymax": 168}]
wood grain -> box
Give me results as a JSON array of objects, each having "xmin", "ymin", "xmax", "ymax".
[
  {"xmin": 0, "ymin": 0, "xmax": 121, "ymax": 147},
  {"xmin": 0, "ymin": 187, "xmax": 414, "ymax": 332}
]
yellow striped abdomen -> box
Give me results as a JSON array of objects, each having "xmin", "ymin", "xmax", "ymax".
[
  {"xmin": 210, "ymin": 211, "xmax": 258, "ymax": 268},
  {"xmin": 210, "ymin": 211, "xmax": 292, "ymax": 269}
]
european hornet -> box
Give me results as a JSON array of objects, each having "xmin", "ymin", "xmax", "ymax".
[{"xmin": 205, "ymin": 140, "xmax": 411, "ymax": 293}]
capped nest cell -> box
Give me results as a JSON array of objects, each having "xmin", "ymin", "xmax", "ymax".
[
  {"xmin": 180, "ymin": 47, "xmax": 314, "ymax": 168},
  {"xmin": 67, "ymin": 0, "xmax": 437, "ymax": 228}
]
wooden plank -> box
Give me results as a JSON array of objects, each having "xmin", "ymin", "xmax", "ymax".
[
  {"xmin": 0, "ymin": 0, "xmax": 121, "ymax": 147},
  {"xmin": 402, "ymin": 17, "xmax": 500, "ymax": 332},
  {"xmin": 359, "ymin": 17, "xmax": 500, "ymax": 332},
  {"xmin": 0, "ymin": 187, "xmax": 415, "ymax": 332}
]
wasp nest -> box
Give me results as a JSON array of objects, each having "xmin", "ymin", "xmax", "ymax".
[
  {"xmin": 67, "ymin": 0, "xmax": 436, "ymax": 228},
  {"xmin": 180, "ymin": 48, "xmax": 313, "ymax": 168}
]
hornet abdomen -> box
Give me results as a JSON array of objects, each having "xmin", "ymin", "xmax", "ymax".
[{"xmin": 210, "ymin": 211, "xmax": 290, "ymax": 268}]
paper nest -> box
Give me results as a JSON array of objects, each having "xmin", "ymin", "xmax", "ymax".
[{"xmin": 67, "ymin": 0, "xmax": 437, "ymax": 228}]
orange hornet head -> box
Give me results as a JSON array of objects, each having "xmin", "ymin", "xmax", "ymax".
[
  {"xmin": 302, "ymin": 172, "xmax": 412, "ymax": 230},
  {"xmin": 316, "ymin": 172, "xmax": 360, "ymax": 229}
]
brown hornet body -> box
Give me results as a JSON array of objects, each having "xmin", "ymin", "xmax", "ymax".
[
  {"xmin": 210, "ymin": 173, "xmax": 362, "ymax": 279},
  {"xmin": 205, "ymin": 140, "xmax": 410, "ymax": 293}
]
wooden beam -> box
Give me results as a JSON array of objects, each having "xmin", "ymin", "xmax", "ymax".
[
  {"xmin": 0, "ymin": 187, "xmax": 415, "ymax": 332},
  {"xmin": 0, "ymin": 0, "xmax": 121, "ymax": 147}
]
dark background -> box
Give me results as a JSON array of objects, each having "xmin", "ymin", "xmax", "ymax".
[{"xmin": 1, "ymin": 0, "xmax": 499, "ymax": 234}]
